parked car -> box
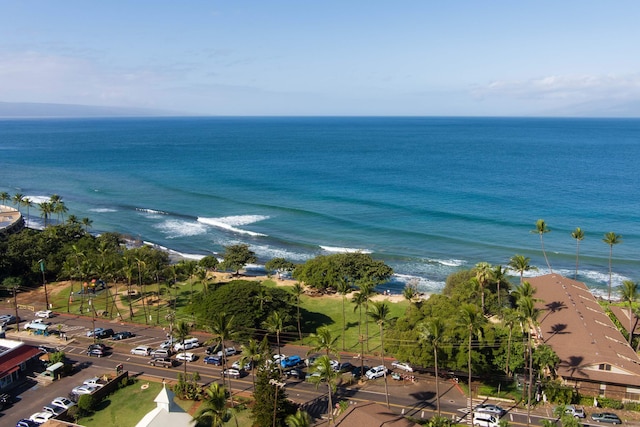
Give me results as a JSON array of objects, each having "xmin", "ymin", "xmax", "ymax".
[
  {"xmin": 130, "ymin": 345, "xmax": 152, "ymax": 356},
  {"xmin": 42, "ymin": 404, "xmax": 65, "ymax": 416},
  {"xmin": 591, "ymin": 413, "xmax": 622, "ymax": 424},
  {"xmin": 95, "ymin": 328, "xmax": 114, "ymax": 339},
  {"xmin": 86, "ymin": 327, "xmax": 104, "ymax": 337},
  {"xmin": 16, "ymin": 419, "xmax": 39, "ymax": 427},
  {"xmin": 284, "ymin": 368, "xmax": 304, "ymax": 379},
  {"xmin": 280, "ymin": 355, "xmax": 302, "ymax": 368},
  {"xmin": 204, "ymin": 355, "xmax": 222, "ymax": 365},
  {"xmin": 175, "ymin": 352, "xmax": 197, "ymax": 362},
  {"xmin": 174, "ymin": 337, "xmax": 199, "ymax": 351},
  {"xmin": 160, "ymin": 338, "xmax": 176, "ymax": 349},
  {"xmin": 305, "ymin": 354, "xmax": 319, "ymax": 367},
  {"xmin": 28, "ymin": 412, "xmax": 54, "ymax": 424},
  {"xmin": 217, "ymin": 346, "xmax": 237, "ymax": 357},
  {"xmin": 475, "ymin": 404, "xmax": 506, "ymax": 417},
  {"xmin": 0, "ymin": 314, "xmax": 17, "ymax": 326},
  {"xmin": 149, "ymin": 357, "xmax": 175, "ymax": 368},
  {"xmin": 88, "ymin": 343, "xmax": 107, "ymax": 352},
  {"xmin": 336, "ymin": 362, "xmax": 354, "ymax": 373},
  {"xmin": 472, "ymin": 412, "xmax": 500, "ymax": 427},
  {"xmin": 35, "ymin": 310, "xmax": 53, "ymax": 318},
  {"xmin": 151, "ymin": 348, "xmax": 172, "ymax": 358},
  {"xmin": 365, "ymin": 365, "xmax": 388, "ymax": 380},
  {"xmin": 563, "ymin": 405, "xmax": 585, "ymax": 418},
  {"xmin": 71, "ymin": 385, "xmax": 99, "ymax": 395},
  {"xmin": 0, "ymin": 392, "xmax": 13, "ymax": 410},
  {"xmin": 351, "ymin": 365, "xmax": 370, "ymax": 379},
  {"xmin": 391, "ymin": 361, "xmax": 414, "ymax": 372},
  {"xmin": 232, "ymin": 360, "xmax": 252, "ymax": 370},
  {"xmin": 83, "ymin": 377, "xmax": 104, "ymax": 388},
  {"xmin": 38, "ymin": 345, "xmax": 58, "ymax": 354},
  {"xmin": 205, "ymin": 343, "xmax": 222, "ymax": 355},
  {"xmin": 87, "ymin": 348, "xmax": 105, "ymax": 357},
  {"xmin": 113, "ymin": 331, "xmax": 134, "ymax": 340},
  {"xmin": 50, "ymin": 397, "xmax": 75, "ymax": 410},
  {"xmin": 222, "ymin": 368, "xmax": 243, "ymax": 379}
]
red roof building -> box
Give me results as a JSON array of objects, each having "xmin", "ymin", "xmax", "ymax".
[{"xmin": 0, "ymin": 339, "xmax": 41, "ymax": 391}]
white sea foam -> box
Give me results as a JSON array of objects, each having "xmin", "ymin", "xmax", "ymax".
[
  {"xmin": 154, "ymin": 219, "xmax": 208, "ymax": 238},
  {"xmin": 143, "ymin": 241, "xmax": 206, "ymax": 261},
  {"xmin": 393, "ymin": 273, "xmax": 445, "ymax": 294},
  {"xmin": 89, "ymin": 208, "xmax": 117, "ymax": 213},
  {"xmin": 198, "ymin": 215, "xmax": 269, "ymax": 237},
  {"xmin": 320, "ymin": 245, "xmax": 373, "ymax": 254},
  {"xmin": 136, "ymin": 208, "xmax": 169, "ymax": 215},
  {"xmin": 24, "ymin": 195, "xmax": 51, "ymax": 204},
  {"xmin": 426, "ymin": 258, "xmax": 465, "ymax": 267},
  {"xmin": 248, "ymin": 244, "xmax": 312, "ymax": 262}
]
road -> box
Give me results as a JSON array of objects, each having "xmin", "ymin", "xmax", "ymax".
[{"xmin": 3, "ymin": 307, "xmax": 632, "ymax": 425}]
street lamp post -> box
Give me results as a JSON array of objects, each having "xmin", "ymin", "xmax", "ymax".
[
  {"xmin": 269, "ymin": 379, "xmax": 286, "ymax": 427},
  {"xmin": 38, "ymin": 259, "xmax": 49, "ymax": 310}
]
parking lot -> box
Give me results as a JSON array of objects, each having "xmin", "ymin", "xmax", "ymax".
[{"xmin": 0, "ymin": 363, "xmax": 107, "ymax": 426}]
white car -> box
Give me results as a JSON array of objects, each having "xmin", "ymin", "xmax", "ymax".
[
  {"xmin": 365, "ymin": 365, "xmax": 388, "ymax": 380},
  {"xmin": 35, "ymin": 310, "xmax": 53, "ymax": 318},
  {"xmin": 217, "ymin": 347, "xmax": 237, "ymax": 357},
  {"xmin": 222, "ymin": 368, "xmax": 242, "ymax": 378},
  {"xmin": 475, "ymin": 404, "xmax": 506, "ymax": 417},
  {"xmin": 391, "ymin": 361, "xmax": 414, "ymax": 372},
  {"xmin": 71, "ymin": 385, "xmax": 98, "ymax": 395},
  {"xmin": 43, "ymin": 405, "xmax": 65, "ymax": 416},
  {"xmin": 51, "ymin": 396, "xmax": 76, "ymax": 410},
  {"xmin": 86, "ymin": 327, "xmax": 104, "ymax": 337},
  {"xmin": 83, "ymin": 376, "xmax": 104, "ymax": 388},
  {"xmin": 130, "ymin": 345, "xmax": 152, "ymax": 356},
  {"xmin": 29, "ymin": 412, "xmax": 54, "ymax": 424},
  {"xmin": 232, "ymin": 360, "xmax": 252, "ymax": 370},
  {"xmin": 175, "ymin": 352, "xmax": 197, "ymax": 362}
]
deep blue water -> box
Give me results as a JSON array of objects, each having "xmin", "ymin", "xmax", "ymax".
[{"xmin": 1, "ymin": 116, "xmax": 639, "ymax": 295}]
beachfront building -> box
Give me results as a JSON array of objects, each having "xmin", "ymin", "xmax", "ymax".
[
  {"xmin": 529, "ymin": 274, "xmax": 640, "ymax": 401},
  {"xmin": 135, "ymin": 383, "xmax": 192, "ymax": 427},
  {"xmin": 0, "ymin": 205, "xmax": 24, "ymax": 237},
  {"xmin": 0, "ymin": 338, "xmax": 42, "ymax": 392}
]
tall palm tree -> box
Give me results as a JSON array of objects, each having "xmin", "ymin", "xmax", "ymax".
[
  {"xmin": 174, "ymin": 321, "xmax": 191, "ymax": 376},
  {"xmin": 38, "ymin": 201, "xmax": 54, "ymax": 227},
  {"xmin": 518, "ymin": 296, "xmax": 540, "ymax": 427},
  {"xmin": 603, "ymin": 232, "xmax": 622, "ymax": 302},
  {"xmin": 2, "ymin": 277, "xmax": 22, "ymax": 332},
  {"xmin": 418, "ymin": 318, "xmax": 446, "ymax": 416},
  {"xmin": 81, "ymin": 217, "xmax": 93, "ymax": 233},
  {"xmin": 368, "ymin": 301, "xmax": 392, "ymax": 409},
  {"xmin": 21, "ymin": 197, "xmax": 33, "ymax": 227},
  {"xmin": 493, "ymin": 265, "xmax": 508, "ymax": 307},
  {"xmin": 459, "ymin": 303, "xmax": 485, "ymax": 420},
  {"xmin": 475, "ymin": 262, "xmax": 493, "ymax": 314},
  {"xmin": 263, "ymin": 311, "xmax": 287, "ymax": 359},
  {"xmin": 357, "ymin": 281, "xmax": 375, "ymax": 351},
  {"xmin": 12, "ymin": 193, "xmax": 24, "ymax": 211},
  {"xmin": 240, "ymin": 338, "xmax": 264, "ymax": 389},
  {"xmin": 308, "ymin": 355, "xmax": 339, "ymax": 424},
  {"xmin": 193, "ymin": 382, "xmax": 229, "ymax": 427},
  {"xmin": 136, "ymin": 257, "xmax": 148, "ymax": 324},
  {"xmin": 291, "ymin": 283, "xmax": 304, "ymax": 340},
  {"xmin": 508, "ymin": 255, "xmax": 538, "ymax": 285},
  {"xmin": 531, "ymin": 219, "xmax": 552, "ymax": 273},
  {"xmin": 285, "ymin": 409, "xmax": 311, "ymax": 427},
  {"xmin": 0, "ymin": 191, "xmax": 9, "ymax": 206},
  {"xmin": 500, "ymin": 307, "xmax": 521, "ymax": 378},
  {"xmin": 337, "ymin": 280, "xmax": 352, "ymax": 351},
  {"xmin": 571, "ymin": 227, "xmax": 585, "ymax": 280},
  {"xmin": 620, "ymin": 280, "xmax": 638, "ymax": 345},
  {"xmin": 121, "ymin": 255, "xmax": 136, "ymax": 319},
  {"xmin": 307, "ymin": 326, "xmax": 339, "ymax": 357}
]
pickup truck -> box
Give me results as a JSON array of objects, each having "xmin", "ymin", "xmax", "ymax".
[{"xmin": 149, "ymin": 357, "xmax": 174, "ymax": 368}]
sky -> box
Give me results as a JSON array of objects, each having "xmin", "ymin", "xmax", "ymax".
[{"xmin": 1, "ymin": 1, "xmax": 639, "ymax": 117}]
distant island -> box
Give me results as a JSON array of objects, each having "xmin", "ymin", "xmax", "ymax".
[{"xmin": 0, "ymin": 101, "xmax": 186, "ymax": 118}]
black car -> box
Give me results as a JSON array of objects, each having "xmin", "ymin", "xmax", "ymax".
[
  {"xmin": 96, "ymin": 328, "xmax": 114, "ymax": 339},
  {"xmin": 88, "ymin": 343, "xmax": 107, "ymax": 352},
  {"xmin": 0, "ymin": 393, "xmax": 12, "ymax": 410},
  {"xmin": 351, "ymin": 365, "xmax": 370, "ymax": 379},
  {"xmin": 113, "ymin": 331, "xmax": 134, "ymax": 340},
  {"xmin": 205, "ymin": 343, "xmax": 222, "ymax": 355}
]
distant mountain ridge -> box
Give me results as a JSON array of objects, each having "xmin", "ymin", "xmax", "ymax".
[{"xmin": 0, "ymin": 101, "xmax": 186, "ymax": 118}]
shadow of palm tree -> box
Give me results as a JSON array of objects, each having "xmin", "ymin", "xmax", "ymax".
[
  {"xmin": 541, "ymin": 301, "xmax": 567, "ymax": 323},
  {"xmin": 559, "ymin": 355, "xmax": 586, "ymax": 378},
  {"xmin": 545, "ymin": 323, "xmax": 569, "ymax": 342}
]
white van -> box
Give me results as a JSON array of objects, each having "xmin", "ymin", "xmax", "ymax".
[
  {"xmin": 174, "ymin": 337, "xmax": 199, "ymax": 351},
  {"xmin": 473, "ymin": 412, "xmax": 499, "ymax": 427}
]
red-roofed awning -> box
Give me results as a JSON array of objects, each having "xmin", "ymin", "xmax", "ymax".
[{"xmin": 0, "ymin": 345, "xmax": 41, "ymax": 378}]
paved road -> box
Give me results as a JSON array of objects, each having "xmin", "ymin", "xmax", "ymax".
[{"xmin": 3, "ymin": 308, "xmax": 639, "ymax": 426}]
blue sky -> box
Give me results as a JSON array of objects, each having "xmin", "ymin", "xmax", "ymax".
[{"xmin": 1, "ymin": 1, "xmax": 639, "ymax": 116}]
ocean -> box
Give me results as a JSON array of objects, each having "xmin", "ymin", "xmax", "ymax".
[{"xmin": 1, "ymin": 116, "xmax": 639, "ymax": 296}]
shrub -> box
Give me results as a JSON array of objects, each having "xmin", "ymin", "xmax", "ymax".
[
  {"xmin": 77, "ymin": 394, "xmax": 97, "ymax": 415},
  {"xmin": 596, "ymin": 397, "xmax": 623, "ymax": 410}
]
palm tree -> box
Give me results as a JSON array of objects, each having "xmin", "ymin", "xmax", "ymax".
[
  {"xmin": 240, "ymin": 338, "xmax": 264, "ymax": 389},
  {"xmin": 308, "ymin": 355, "xmax": 339, "ymax": 423},
  {"xmin": 38, "ymin": 201, "xmax": 54, "ymax": 227},
  {"xmin": 21, "ymin": 197, "xmax": 33, "ymax": 227},
  {"xmin": 508, "ymin": 255, "xmax": 538, "ymax": 285},
  {"xmin": 418, "ymin": 318, "xmax": 446, "ymax": 415},
  {"xmin": 12, "ymin": 193, "xmax": 24, "ymax": 211},
  {"xmin": 357, "ymin": 281, "xmax": 375, "ymax": 351},
  {"xmin": 531, "ymin": 219, "xmax": 552, "ymax": 273},
  {"xmin": 571, "ymin": 227, "xmax": 585, "ymax": 279},
  {"xmin": 193, "ymin": 382, "xmax": 229, "ymax": 427},
  {"xmin": 121, "ymin": 255, "xmax": 136, "ymax": 319},
  {"xmin": 500, "ymin": 307, "xmax": 521, "ymax": 378},
  {"xmin": 136, "ymin": 257, "xmax": 148, "ymax": 324},
  {"xmin": 81, "ymin": 217, "xmax": 93, "ymax": 233},
  {"xmin": 603, "ymin": 232, "xmax": 622, "ymax": 302},
  {"xmin": 493, "ymin": 265, "xmax": 508, "ymax": 307},
  {"xmin": 263, "ymin": 311, "xmax": 287, "ymax": 358},
  {"xmin": 174, "ymin": 321, "xmax": 191, "ymax": 376},
  {"xmin": 285, "ymin": 409, "xmax": 311, "ymax": 427},
  {"xmin": 207, "ymin": 312, "xmax": 238, "ymax": 390},
  {"xmin": 475, "ymin": 262, "xmax": 493, "ymax": 314},
  {"xmin": 620, "ymin": 280, "xmax": 638, "ymax": 345},
  {"xmin": 291, "ymin": 283, "xmax": 304, "ymax": 340},
  {"xmin": 336, "ymin": 280, "xmax": 352, "ymax": 351},
  {"xmin": 459, "ymin": 303, "xmax": 485, "ymax": 420},
  {"xmin": 307, "ymin": 326, "xmax": 339, "ymax": 357},
  {"xmin": 2, "ymin": 277, "xmax": 22, "ymax": 332},
  {"xmin": 518, "ymin": 296, "xmax": 540, "ymax": 427},
  {"xmin": 0, "ymin": 191, "xmax": 9, "ymax": 206},
  {"xmin": 368, "ymin": 301, "xmax": 392, "ymax": 408}
]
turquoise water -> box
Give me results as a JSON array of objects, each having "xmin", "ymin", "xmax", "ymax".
[{"xmin": 1, "ymin": 116, "xmax": 639, "ymax": 295}]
